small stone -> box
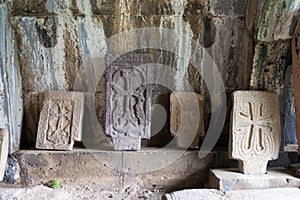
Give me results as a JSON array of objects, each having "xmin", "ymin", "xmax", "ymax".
[
  {"xmin": 0, "ymin": 128, "xmax": 8, "ymax": 181},
  {"xmin": 35, "ymin": 90, "xmax": 84, "ymax": 150},
  {"xmin": 229, "ymin": 91, "xmax": 281, "ymax": 175}
]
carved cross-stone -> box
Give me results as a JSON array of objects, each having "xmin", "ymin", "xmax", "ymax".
[
  {"xmin": 0, "ymin": 128, "xmax": 8, "ymax": 181},
  {"xmin": 36, "ymin": 91, "xmax": 84, "ymax": 150},
  {"xmin": 105, "ymin": 54, "xmax": 153, "ymax": 151},
  {"xmin": 170, "ymin": 92, "xmax": 204, "ymax": 148},
  {"xmin": 229, "ymin": 91, "xmax": 281, "ymax": 175}
]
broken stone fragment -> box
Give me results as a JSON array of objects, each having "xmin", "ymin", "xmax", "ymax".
[
  {"xmin": 229, "ymin": 91, "xmax": 281, "ymax": 175},
  {"xmin": 170, "ymin": 92, "xmax": 205, "ymax": 149},
  {"xmin": 0, "ymin": 128, "xmax": 8, "ymax": 181},
  {"xmin": 36, "ymin": 90, "xmax": 84, "ymax": 151}
]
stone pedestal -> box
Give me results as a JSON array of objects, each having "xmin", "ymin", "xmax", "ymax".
[
  {"xmin": 170, "ymin": 92, "xmax": 204, "ymax": 149},
  {"xmin": 35, "ymin": 91, "xmax": 84, "ymax": 150},
  {"xmin": 229, "ymin": 91, "xmax": 281, "ymax": 175},
  {"xmin": 0, "ymin": 129, "xmax": 8, "ymax": 181},
  {"xmin": 209, "ymin": 168, "xmax": 300, "ymax": 192}
]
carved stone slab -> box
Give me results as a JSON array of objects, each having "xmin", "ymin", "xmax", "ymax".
[
  {"xmin": 106, "ymin": 54, "xmax": 153, "ymax": 151},
  {"xmin": 36, "ymin": 91, "xmax": 84, "ymax": 150},
  {"xmin": 229, "ymin": 91, "xmax": 281, "ymax": 175},
  {"xmin": 0, "ymin": 128, "xmax": 8, "ymax": 181},
  {"xmin": 292, "ymin": 20, "xmax": 300, "ymax": 156},
  {"xmin": 170, "ymin": 92, "xmax": 204, "ymax": 148}
]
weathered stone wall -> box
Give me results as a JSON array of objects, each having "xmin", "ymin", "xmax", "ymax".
[
  {"xmin": 248, "ymin": 0, "xmax": 299, "ymax": 146},
  {"xmin": 0, "ymin": 1, "xmax": 23, "ymax": 153},
  {"xmin": 0, "ymin": 0, "xmax": 298, "ymax": 150}
]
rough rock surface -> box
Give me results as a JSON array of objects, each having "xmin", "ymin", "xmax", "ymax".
[{"xmin": 292, "ymin": 19, "xmax": 300, "ymax": 155}]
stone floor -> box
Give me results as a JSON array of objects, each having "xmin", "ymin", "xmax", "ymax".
[
  {"xmin": 1, "ymin": 185, "xmax": 300, "ymax": 200},
  {"xmin": 164, "ymin": 188, "xmax": 300, "ymax": 200},
  {"xmin": 0, "ymin": 184, "xmax": 164, "ymax": 200}
]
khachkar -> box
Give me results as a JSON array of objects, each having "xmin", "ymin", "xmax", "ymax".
[
  {"xmin": 0, "ymin": 129, "xmax": 8, "ymax": 181},
  {"xmin": 229, "ymin": 91, "xmax": 281, "ymax": 175},
  {"xmin": 170, "ymin": 92, "xmax": 204, "ymax": 149},
  {"xmin": 36, "ymin": 91, "xmax": 84, "ymax": 150},
  {"xmin": 105, "ymin": 54, "xmax": 153, "ymax": 151}
]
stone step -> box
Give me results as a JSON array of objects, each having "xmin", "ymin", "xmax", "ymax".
[{"xmin": 209, "ymin": 168, "xmax": 300, "ymax": 192}]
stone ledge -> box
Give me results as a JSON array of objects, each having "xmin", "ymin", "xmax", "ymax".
[
  {"xmin": 14, "ymin": 148, "xmax": 228, "ymax": 190},
  {"xmin": 13, "ymin": 149, "xmax": 299, "ymax": 190},
  {"xmin": 209, "ymin": 168, "xmax": 300, "ymax": 192}
]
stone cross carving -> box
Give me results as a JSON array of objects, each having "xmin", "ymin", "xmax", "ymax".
[
  {"xmin": 106, "ymin": 54, "xmax": 153, "ymax": 151},
  {"xmin": 36, "ymin": 91, "xmax": 84, "ymax": 150},
  {"xmin": 292, "ymin": 20, "xmax": 300, "ymax": 156},
  {"xmin": 170, "ymin": 92, "xmax": 204, "ymax": 148},
  {"xmin": 0, "ymin": 128, "xmax": 8, "ymax": 181},
  {"xmin": 229, "ymin": 91, "xmax": 281, "ymax": 175}
]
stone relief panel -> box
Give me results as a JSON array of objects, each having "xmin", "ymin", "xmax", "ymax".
[
  {"xmin": 105, "ymin": 54, "xmax": 153, "ymax": 150},
  {"xmin": 36, "ymin": 91, "xmax": 84, "ymax": 150},
  {"xmin": 170, "ymin": 92, "xmax": 204, "ymax": 149},
  {"xmin": 229, "ymin": 91, "xmax": 281, "ymax": 175}
]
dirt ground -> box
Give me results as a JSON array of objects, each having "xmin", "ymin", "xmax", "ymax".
[{"xmin": 0, "ymin": 184, "xmax": 164, "ymax": 200}]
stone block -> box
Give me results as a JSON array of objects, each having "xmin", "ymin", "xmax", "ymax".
[
  {"xmin": 0, "ymin": 129, "xmax": 8, "ymax": 181},
  {"xmin": 36, "ymin": 91, "xmax": 84, "ymax": 150},
  {"xmin": 226, "ymin": 188, "xmax": 300, "ymax": 200},
  {"xmin": 163, "ymin": 189, "xmax": 227, "ymax": 200},
  {"xmin": 170, "ymin": 92, "xmax": 204, "ymax": 149},
  {"xmin": 105, "ymin": 54, "xmax": 153, "ymax": 151},
  {"xmin": 209, "ymin": 168, "xmax": 300, "ymax": 192},
  {"xmin": 229, "ymin": 91, "xmax": 281, "ymax": 175}
]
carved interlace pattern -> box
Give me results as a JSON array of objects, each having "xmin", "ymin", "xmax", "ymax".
[{"xmin": 46, "ymin": 100, "xmax": 72, "ymax": 145}]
